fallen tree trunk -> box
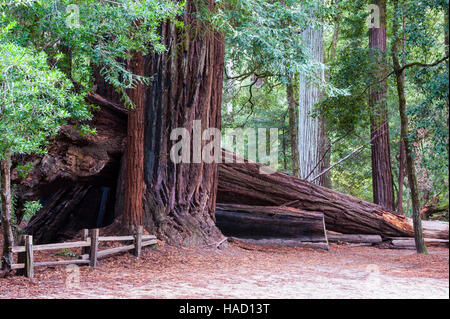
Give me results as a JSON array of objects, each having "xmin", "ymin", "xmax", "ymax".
[
  {"xmin": 216, "ymin": 203, "xmax": 328, "ymax": 249},
  {"xmin": 383, "ymin": 237, "xmax": 449, "ymax": 249},
  {"xmin": 218, "ymin": 150, "xmax": 448, "ymax": 239},
  {"xmin": 326, "ymin": 233, "xmax": 382, "ymax": 244}
]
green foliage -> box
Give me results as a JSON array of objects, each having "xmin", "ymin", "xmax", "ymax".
[
  {"xmin": 217, "ymin": 0, "xmax": 344, "ymax": 92},
  {"xmin": 222, "ymin": 79, "xmax": 289, "ymax": 171},
  {"xmin": 15, "ymin": 161, "xmax": 34, "ymax": 179},
  {"xmin": 22, "ymin": 200, "xmax": 42, "ymax": 222},
  {"xmin": 1, "ymin": 0, "xmax": 183, "ymax": 107},
  {"xmin": 0, "ymin": 41, "xmax": 90, "ymax": 157},
  {"xmin": 223, "ymin": 0, "xmax": 448, "ymax": 208},
  {"xmin": 54, "ymin": 248, "xmax": 79, "ymax": 258}
]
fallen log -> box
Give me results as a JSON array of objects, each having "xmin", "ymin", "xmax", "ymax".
[
  {"xmin": 385, "ymin": 237, "xmax": 449, "ymax": 249},
  {"xmin": 422, "ymin": 220, "xmax": 449, "ymax": 239},
  {"xmin": 218, "ymin": 150, "xmax": 448, "ymax": 239},
  {"xmin": 326, "ymin": 233, "xmax": 382, "ymax": 244},
  {"xmin": 215, "ymin": 203, "xmax": 328, "ymax": 249},
  {"xmin": 229, "ymin": 237, "xmax": 329, "ymax": 250}
]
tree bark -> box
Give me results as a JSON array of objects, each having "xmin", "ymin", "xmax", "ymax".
[
  {"xmin": 122, "ymin": 51, "xmax": 146, "ymax": 233},
  {"xmin": 369, "ymin": 0, "xmax": 395, "ymax": 211},
  {"xmin": 1, "ymin": 154, "xmax": 14, "ymax": 271},
  {"xmin": 391, "ymin": 0, "xmax": 427, "ymax": 253},
  {"xmin": 397, "ymin": 140, "xmax": 406, "ymax": 214},
  {"xmin": 286, "ymin": 82, "xmax": 300, "ymax": 176},
  {"xmin": 298, "ymin": 6, "xmax": 326, "ymax": 185},
  {"xmin": 139, "ymin": 0, "xmax": 225, "ymax": 245}
]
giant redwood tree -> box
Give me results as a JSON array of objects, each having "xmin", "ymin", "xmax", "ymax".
[{"xmin": 112, "ymin": 0, "xmax": 226, "ymax": 245}]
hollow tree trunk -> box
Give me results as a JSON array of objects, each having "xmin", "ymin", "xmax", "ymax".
[
  {"xmin": 217, "ymin": 150, "xmax": 447, "ymax": 239},
  {"xmin": 1, "ymin": 154, "xmax": 14, "ymax": 270},
  {"xmin": 369, "ymin": 0, "xmax": 395, "ymax": 211},
  {"xmin": 138, "ymin": 0, "xmax": 225, "ymax": 245}
]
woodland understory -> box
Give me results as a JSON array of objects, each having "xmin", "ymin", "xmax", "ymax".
[{"xmin": 0, "ymin": 0, "xmax": 449, "ymax": 281}]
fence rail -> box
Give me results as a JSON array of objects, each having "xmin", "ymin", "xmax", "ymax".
[{"xmin": 10, "ymin": 226, "xmax": 157, "ymax": 278}]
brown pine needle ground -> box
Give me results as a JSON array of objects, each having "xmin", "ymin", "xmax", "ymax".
[{"xmin": 0, "ymin": 236, "xmax": 448, "ymax": 299}]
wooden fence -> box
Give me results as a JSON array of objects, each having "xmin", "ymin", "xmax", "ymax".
[{"xmin": 10, "ymin": 226, "xmax": 156, "ymax": 278}]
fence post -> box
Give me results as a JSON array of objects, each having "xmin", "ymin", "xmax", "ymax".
[
  {"xmin": 16, "ymin": 234, "xmax": 25, "ymax": 276},
  {"xmin": 25, "ymin": 235, "xmax": 34, "ymax": 279},
  {"xmin": 81, "ymin": 229, "xmax": 90, "ymax": 256},
  {"xmin": 134, "ymin": 226, "xmax": 143, "ymax": 258},
  {"xmin": 89, "ymin": 229, "xmax": 99, "ymax": 269}
]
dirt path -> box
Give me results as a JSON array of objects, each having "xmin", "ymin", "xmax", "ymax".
[{"xmin": 0, "ymin": 241, "xmax": 448, "ymax": 299}]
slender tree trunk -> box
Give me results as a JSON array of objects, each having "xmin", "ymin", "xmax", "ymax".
[
  {"xmin": 321, "ymin": 18, "xmax": 341, "ymax": 190},
  {"xmin": 122, "ymin": 51, "xmax": 146, "ymax": 233},
  {"xmin": 282, "ymin": 125, "xmax": 288, "ymax": 171},
  {"xmin": 392, "ymin": 0, "xmax": 427, "ymax": 253},
  {"xmin": 137, "ymin": 0, "xmax": 225, "ymax": 245},
  {"xmin": 369, "ymin": 0, "xmax": 395, "ymax": 211},
  {"xmin": 397, "ymin": 140, "xmax": 406, "ymax": 214},
  {"xmin": 298, "ymin": 11, "xmax": 325, "ymax": 185},
  {"xmin": 1, "ymin": 153, "xmax": 14, "ymax": 271},
  {"xmin": 286, "ymin": 82, "xmax": 300, "ymax": 176},
  {"xmin": 397, "ymin": 1, "xmax": 407, "ymax": 215},
  {"xmin": 319, "ymin": 119, "xmax": 332, "ymax": 188}
]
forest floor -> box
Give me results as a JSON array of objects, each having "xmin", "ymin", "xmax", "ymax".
[{"xmin": 0, "ymin": 236, "xmax": 448, "ymax": 299}]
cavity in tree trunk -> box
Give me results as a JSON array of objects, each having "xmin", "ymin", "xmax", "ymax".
[
  {"xmin": 369, "ymin": 0, "xmax": 395, "ymax": 211},
  {"xmin": 392, "ymin": 0, "xmax": 427, "ymax": 253},
  {"xmin": 1, "ymin": 153, "xmax": 14, "ymax": 271},
  {"xmin": 122, "ymin": 51, "xmax": 146, "ymax": 233},
  {"xmin": 135, "ymin": 0, "xmax": 225, "ymax": 245},
  {"xmin": 298, "ymin": 16, "xmax": 326, "ymax": 185}
]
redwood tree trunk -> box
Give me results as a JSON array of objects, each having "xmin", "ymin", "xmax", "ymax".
[
  {"xmin": 369, "ymin": 0, "xmax": 395, "ymax": 211},
  {"xmin": 1, "ymin": 154, "xmax": 14, "ymax": 271},
  {"xmin": 122, "ymin": 51, "xmax": 146, "ymax": 233},
  {"xmin": 298, "ymin": 14, "xmax": 325, "ymax": 184},
  {"xmin": 138, "ymin": 0, "xmax": 225, "ymax": 245}
]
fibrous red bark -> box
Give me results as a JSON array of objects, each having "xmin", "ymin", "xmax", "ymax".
[
  {"xmin": 136, "ymin": 0, "xmax": 225, "ymax": 245},
  {"xmin": 122, "ymin": 51, "xmax": 146, "ymax": 232},
  {"xmin": 369, "ymin": 0, "xmax": 395, "ymax": 211}
]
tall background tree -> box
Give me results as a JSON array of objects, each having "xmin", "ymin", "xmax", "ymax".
[
  {"xmin": 368, "ymin": 0, "xmax": 395, "ymax": 211},
  {"xmin": 297, "ymin": 2, "xmax": 327, "ymax": 186}
]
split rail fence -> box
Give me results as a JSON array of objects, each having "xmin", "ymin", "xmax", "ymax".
[{"xmin": 10, "ymin": 226, "xmax": 156, "ymax": 278}]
